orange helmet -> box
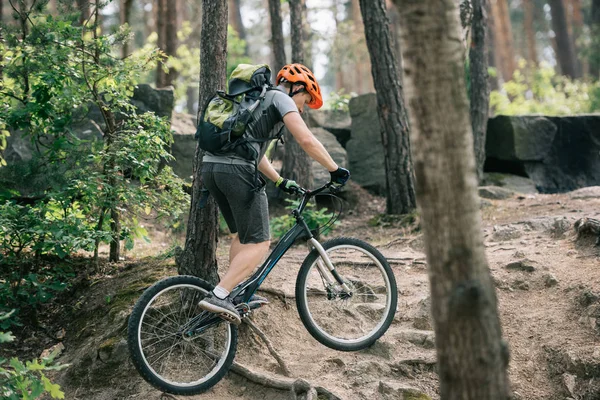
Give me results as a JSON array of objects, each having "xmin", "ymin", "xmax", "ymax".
[{"xmin": 276, "ymin": 63, "xmax": 323, "ymax": 109}]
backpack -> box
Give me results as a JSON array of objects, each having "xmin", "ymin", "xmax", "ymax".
[{"xmin": 195, "ymin": 64, "xmax": 283, "ymax": 162}]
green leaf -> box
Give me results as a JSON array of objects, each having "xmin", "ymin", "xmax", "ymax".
[
  {"xmin": 42, "ymin": 375, "xmax": 65, "ymax": 399},
  {"xmin": 0, "ymin": 331, "xmax": 16, "ymax": 343}
]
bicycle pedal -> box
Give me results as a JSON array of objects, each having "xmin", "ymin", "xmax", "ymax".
[{"xmin": 218, "ymin": 312, "xmax": 241, "ymax": 325}]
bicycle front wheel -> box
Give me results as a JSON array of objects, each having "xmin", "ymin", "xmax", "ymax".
[
  {"xmin": 127, "ymin": 275, "xmax": 237, "ymax": 395},
  {"xmin": 296, "ymin": 237, "xmax": 398, "ymax": 351}
]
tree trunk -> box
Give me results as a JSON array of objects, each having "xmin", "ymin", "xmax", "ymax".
[
  {"xmin": 281, "ymin": 0, "xmax": 313, "ymax": 190},
  {"xmin": 155, "ymin": 0, "xmax": 167, "ymax": 87},
  {"xmin": 0, "ymin": 0, "xmax": 3, "ymax": 81},
  {"xmin": 359, "ymin": 0, "xmax": 416, "ymax": 215},
  {"xmin": 489, "ymin": 0, "xmax": 515, "ymax": 81},
  {"xmin": 77, "ymin": 0, "xmax": 90, "ymax": 25},
  {"xmin": 109, "ymin": 206, "xmax": 120, "ymax": 262},
  {"xmin": 176, "ymin": 0, "xmax": 227, "ymax": 284},
  {"xmin": 268, "ymin": 0, "xmax": 286, "ymax": 74},
  {"xmin": 121, "ymin": 0, "xmax": 133, "ymax": 58},
  {"xmin": 590, "ymin": 0, "xmax": 600, "ymax": 79},
  {"xmin": 523, "ymin": 0, "xmax": 538, "ymax": 66},
  {"xmin": 394, "ymin": 0, "xmax": 511, "ymax": 398},
  {"xmin": 164, "ymin": 0, "xmax": 178, "ymax": 86},
  {"xmin": 549, "ymin": 0, "xmax": 580, "ymax": 78},
  {"xmin": 470, "ymin": 0, "xmax": 490, "ymax": 183},
  {"xmin": 486, "ymin": 0, "xmax": 499, "ymax": 90},
  {"xmin": 229, "ymin": 0, "xmax": 248, "ymax": 55},
  {"xmin": 386, "ymin": 0, "xmax": 404, "ymax": 83}
]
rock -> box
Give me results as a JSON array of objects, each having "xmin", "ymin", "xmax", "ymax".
[
  {"xmin": 395, "ymin": 329, "xmax": 435, "ymax": 349},
  {"xmin": 483, "ymin": 173, "xmax": 538, "ymax": 194},
  {"xmin": 491, "ymin": 225, "xmax": 522, "ymax": 241},
  {"xmin": 562, "ymin": 373, "xmax": 577, "ymax": 397},
  {"xmin": 347, "ymin": 360, "xmax": 391, "ymax": 378},
  {"xmin": 311, "ymin": 127, "xmax": 348, "ymax": 184},
  {"xmin": 378, "ymin": 381, "xmax": 432, "ymax": 400},
  {"xmin": 550, "ymin": 218, "xmax": 572, "ymax": 238},
  {"xmin": 512, "ymin": 279, "xmax": 530, "ymax": 290},
  {"xmin": 169, "ymin": 113, "xmax": 198, "ymax": 181},
  {"xmin": 543, "ymin": 273, "xmax": 559, "ymax": 287},
  {"xmin": 362, "ymin": 340, "xmax": 394, "ymax": 360},
  {"xmin": 486, "ymin": 115, "xmax": 600, "ymax": 193},
  {"xmin": 347, "ymin": 94, "xmax": 386, "ymax": 194},
  {"xmin": 505, "ymin": 259, "xmax": 537, "ymax": 272},
  {"xmin": 40, "ymin": 342, "xmax": 65, "ymax": 359},
  {"xmin": 570, "ymin": 186, "xmax": 600, "ymax": 199},
  {"xmin": 478, "ymin": 186, "xmax": 514, "ymax": 200},
  {"xmin": 131, "ymin": 84, "xmax": 174, "ymax": 119},
  {"xmin": 513, "ymin": 250, "xmax": 526, "ymax": 258},
  {"xmin": 307, "ymin": 109, "xmax": 351, "ymax": 147},
  {"xmin": 410, "ymin": 297, "xmax": 432, "ymax": 330}
]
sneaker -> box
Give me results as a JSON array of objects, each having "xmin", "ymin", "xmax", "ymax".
[
  {"xmin": 247, "ymin": 294, "xmax": 269, "ymax": 309},
  {"xmin": 198, "ymin": 293, "xmax": 241, "ymax": 325}
]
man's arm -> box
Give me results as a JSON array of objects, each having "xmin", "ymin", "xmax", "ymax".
[
  {"xmin": 282, "ymin": 112, "xmax": 339, "ymax": 172},
  {"xmin": 257, "ymin": 155, "xmax": 281, "ymax": 183}
]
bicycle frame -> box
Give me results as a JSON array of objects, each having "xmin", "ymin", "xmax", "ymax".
[{"xmin": 230, "ymin": 182, "xmax": 351, "ymax": 304}]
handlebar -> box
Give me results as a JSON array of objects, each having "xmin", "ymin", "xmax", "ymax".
[{"xmin": 291, "ymin": 181, "xmax": 345, "ymax": 215}]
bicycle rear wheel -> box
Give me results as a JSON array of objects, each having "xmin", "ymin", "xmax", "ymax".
[
  {"xmin": 296, "ymin": 237, "xmax": 398, "ymax": 351},
  {"xmin": 127, "ymin": 275, "xmax": 237, "ymax": 395}
]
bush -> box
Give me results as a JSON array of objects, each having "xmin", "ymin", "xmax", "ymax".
[
  {"xmin": 270, "ymin": 199, "xmax": 338, "ymax": 239},
  {"xmin": 490, "ymin": 62, "xmax": 600, "ymax": 115}
]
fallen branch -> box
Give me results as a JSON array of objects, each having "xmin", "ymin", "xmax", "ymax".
[
  {"xmin": 258, "ymin": 287, "xmax": 294, "ymax": 300},
  {"xmin": 229, "ymin": 361, "xmax": 341, "ymax": 400},
  {"xmin": 244, "ymin": 318, "xmax": 291, "ymax": 377}
]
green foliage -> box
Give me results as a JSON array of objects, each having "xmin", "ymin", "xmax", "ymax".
[
  {"xmin": 0, "ymin": 311, "xmax": 68, "ymax": 399},
  {"xmin": 270, "ymin": 199, "xmax": 337, "ymax": 239},
  {"xmin": 490, "ymin": 62, "xmax": 600, "ymax": 115},
  {"xmin": 325, "ymin": 89, "xmax": 357, "ymax": 112}
]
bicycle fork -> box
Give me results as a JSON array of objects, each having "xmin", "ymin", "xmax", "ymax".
[{"xmin": 307, "ymin": 238, "xmax": 352, "ymax": 293}]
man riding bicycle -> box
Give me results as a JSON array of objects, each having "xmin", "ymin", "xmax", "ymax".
[{"xmin": 198, "ymin": 63, "xmax": 350, "ymax": 324}]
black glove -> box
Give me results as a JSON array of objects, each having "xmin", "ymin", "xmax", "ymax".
[
  {"xmin": 276, "ymin": 177, "xmax": 301, "ymax": 194},
  {"xmin": 330, "ymin": 167, "xmax": 350, "ymax": 186}
]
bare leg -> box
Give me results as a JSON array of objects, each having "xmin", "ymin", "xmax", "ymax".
[{"xmin": 218, "ymin": 237, "xmax": 270, "ymax": 292}]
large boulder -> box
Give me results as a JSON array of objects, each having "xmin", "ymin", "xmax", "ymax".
[
  {"xmin": 311, "ymin": 127, "xmax": 348, "ymax": 184},
  {"xmin": 486, "ymin": 115, "xmax": 600, "ymax": 193},
  {"xmin": 346, "ymin": 93, "xmax": 386, "ymax": 194},
  {"xmin": 169, "ymin": 113, "xmax": 197, "ymax": 181},
  {"xmin": 307, "ymin": 109, "xmax": 352, "ymax": 147}
]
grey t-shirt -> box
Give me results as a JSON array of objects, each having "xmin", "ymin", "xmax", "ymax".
[{"xmin": 203, "ymin": 86, "xmax": 298, "ymax": 164}]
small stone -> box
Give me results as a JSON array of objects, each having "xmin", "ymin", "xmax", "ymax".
[
  {"xmin": 505, "ymin": 259, "xmax": 537, "ymax": 272},
  {"xmin": 544, "ymin": 273, "xmax": 559, "ymax": 287},
  {"xmin": 56, "ymin": 328, "xmax": 66, "ymax": 340},
  {"xmin": 562, "ymin": 373, "xmax": 577, "ymax": 396},
  {"xmin": 40, "ymin": 342, "xmax": 65, "ymax": 359},
  {"xmin": 513, "ymin": 250, "xmax": 526, "ymax": 258},
  {"xmin": 513, "ymin": 280, "xmax": 530, "ymax": 290},
  {"xmin": 327, "ymin": 357, "xmax": 345, "ymax": 367}
]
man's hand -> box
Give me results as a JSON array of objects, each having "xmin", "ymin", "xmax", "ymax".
[
  {"xmin": 330, "ymin": 167, "xmax": 350, "ymax": 186},
  {"xmin": 276, "ymin": 177, "xmax": 302, "ymax": 194}
]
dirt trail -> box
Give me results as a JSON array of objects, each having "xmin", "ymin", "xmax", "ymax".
[{"xmin": 28, "ymin": 188, "xmax": 600, "ymax": 399}]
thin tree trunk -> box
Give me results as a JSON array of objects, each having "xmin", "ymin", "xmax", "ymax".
[
  {"xmin": 121, "ymin": 0, "xmax": 133, "ymax": 58},
  {"xmin": 77, "ymin": 0, "xmax": 90, "ymax": 25},
  {"xmin": 359, "ymin": 0, "xmax": 416, "ymax": 215},
  {"xmin": 176, "ymin": 0, "xmax": 227, "ymax": 284},
  {"xmin": 549, "ymin": 0, "xmax": 580, "ymax": 78},
  {"xmin": 268, "ymin": 0, "xmax": 286, "ymax": 74},
  {"xmin": 155, "ymin": 0, "xmax": 167, "ymax": 87},
  {"xmin": 486, "ymin": 0, "xmax": 499, "ymax": 90},
  {"xmin": 229, "ymin": 0, "xmax": 248, "ymax": 55},
  {"xmin": 470, "ymin": 0, "xmax": 490, "ymax": 183},
  {"xmin": 164, "ymin": 0, "xmax": 178, "ymax": 86},
  {"xmin": 395, "ymin": 0, "xmax": 511, "ymax": 398},
  {"xmin": 490, "ymin": 0, "xmax": 515, "ymax": 81},
  {"xmin": 281, "ymin": 0, "xmax": 313, "ymax": 190},
  {"xmin": 386, "ymin": 0, "xmax": 404, "ymax": 83},
  {"xmin": 523, "ymin": 0, "xmax": 538, "ymax": 66},
  {"xmin": 592, "ymin": 0, "xmax": 600, "ymax": 79},
  {"xmin": 109, "ymin": 206, "xmax": 120, "ymax": 262}
]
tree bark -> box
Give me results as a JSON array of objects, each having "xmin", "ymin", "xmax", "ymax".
[
  {"xmin": 470, "ymin": 0, "xmax": 490, "ymax": 183},
  {"xmin": 268, "ymin": 0, "xmax": 286, "ymax": 74},
  {"xmin": 281, "ymin": 0, "xmax": 313, "ymax": 190},
  {"xmin": 176, "ymin": 0, "xmax": 227, "ymax": 284},
  {"xmin": 164, "ymin": 0, "xmax": 178, "ymax": 86},
  {"xmin": 120, "ymin": 0, "xmax": 133, "ymax": 58},
  {"xmin": 485, "ymin": 0, "xmax": 499, "ymax": 90},
  {"xmin": 77, "ymin": 0, "xmax": 90, "ymax": 25},
  {"xmin": 489, "ymin": 0, "xmax": 515, "ymax": 81},
  {"xmin": 394, "ymin": 0, "xmax": 511, "ymax": 398},
  {"xmin": 590, "ymin": 0, "xmax": 600, "ymax": 79},
  {"xmin": 155, "ymin": 0, "xmax": 167, "ymax": 87},
  {"xmin": 549, "ymin": 0, "xmax": 580, "ymax": 78},
  {"xmin": 229, "ymin": 0, "xmax": 248, "ymax": 55},
  {"xmin": 523, "ymin": 0, "xmax": 538, "ymax": 66},
  {"xmin": 359, "ymin": 0, "xmax": 416, "ymax": 215}
]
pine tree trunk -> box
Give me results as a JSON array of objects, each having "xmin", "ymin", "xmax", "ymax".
[
  {"xmin": 176, "ymin": 0, "xmax": 227, "ymax": 284},
  {"xmin": 155, "ymin": 0, "xmax": 167, "ymax": 87},
  {"xmin": 282, "ymin": 0, "xmax": 313, "ymax": 190},
  {"xmin": 590, "ymin": 0, "xmax": 600, "ymax": 79},
  {"xmin": 523, "ymin": 0, "xmax": 538, "ymax": 66},
  {"xmin": 229, "ymin": 0, "xmax": 248, "ymax": 55},
  {"xmin": 549, "ymin": 0, "xmax": 580, "ymax": 78},
  {"xmin": 268, "ymin": 0, "xmax": 286, "ymax": 74},
  {"xmin": 470, "ymin": 0, "xmax": 490, "ymax": 183},
  {"xmin": 359, "ymin": 0, "xmax": 416, "ymax": 215},
  {"xmin": 121, "ymin": 0, "xmax": 133, "ymax": 58},
  {"xmin": 489, "ymin": 0, "xmax": 515, "ymax": 81},
  {"xmin": 164, "ymin": 0, "xmax": 178, "ymax": 86},
  {"xmin": 394, "ymin": 0, "xmax": 511, "ymax": 398},
  {"xmin": 486, "ymin": 0, "xmax": 499, "ymax": 90},
  {"xmin": 77, "ymin": 0, "xmax": 90, "ymax": 25}
]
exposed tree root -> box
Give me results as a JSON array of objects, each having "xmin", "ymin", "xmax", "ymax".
[
  {"xmin": 229, "ymin": 361, "xmax": 341, "ymax": 400},
  {"xmin": 574, "ymin": 217, "xmax": 600, "ymax": 245},
  {"xmin": 244, "ymin": 318, "xmax": 291, "ymax": 377}
]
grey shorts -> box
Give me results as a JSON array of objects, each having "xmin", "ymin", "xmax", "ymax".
[{"xmin": 201, "ymin": 162, "xmax": 270, "ymax": 244}]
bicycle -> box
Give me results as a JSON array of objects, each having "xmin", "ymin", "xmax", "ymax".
[{"xmin": 127, "ymin": 181, "xmax": 398, "ymax": 395}]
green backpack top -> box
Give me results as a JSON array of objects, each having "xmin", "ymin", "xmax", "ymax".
[{"xmin": 195, "ymin": 64, "xmax": 281, "ymax": 160}]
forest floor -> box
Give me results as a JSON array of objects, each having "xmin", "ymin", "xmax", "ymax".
[{"xmin": 7, "ymin": 183, "xmax": 600, "ymax": 400}]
